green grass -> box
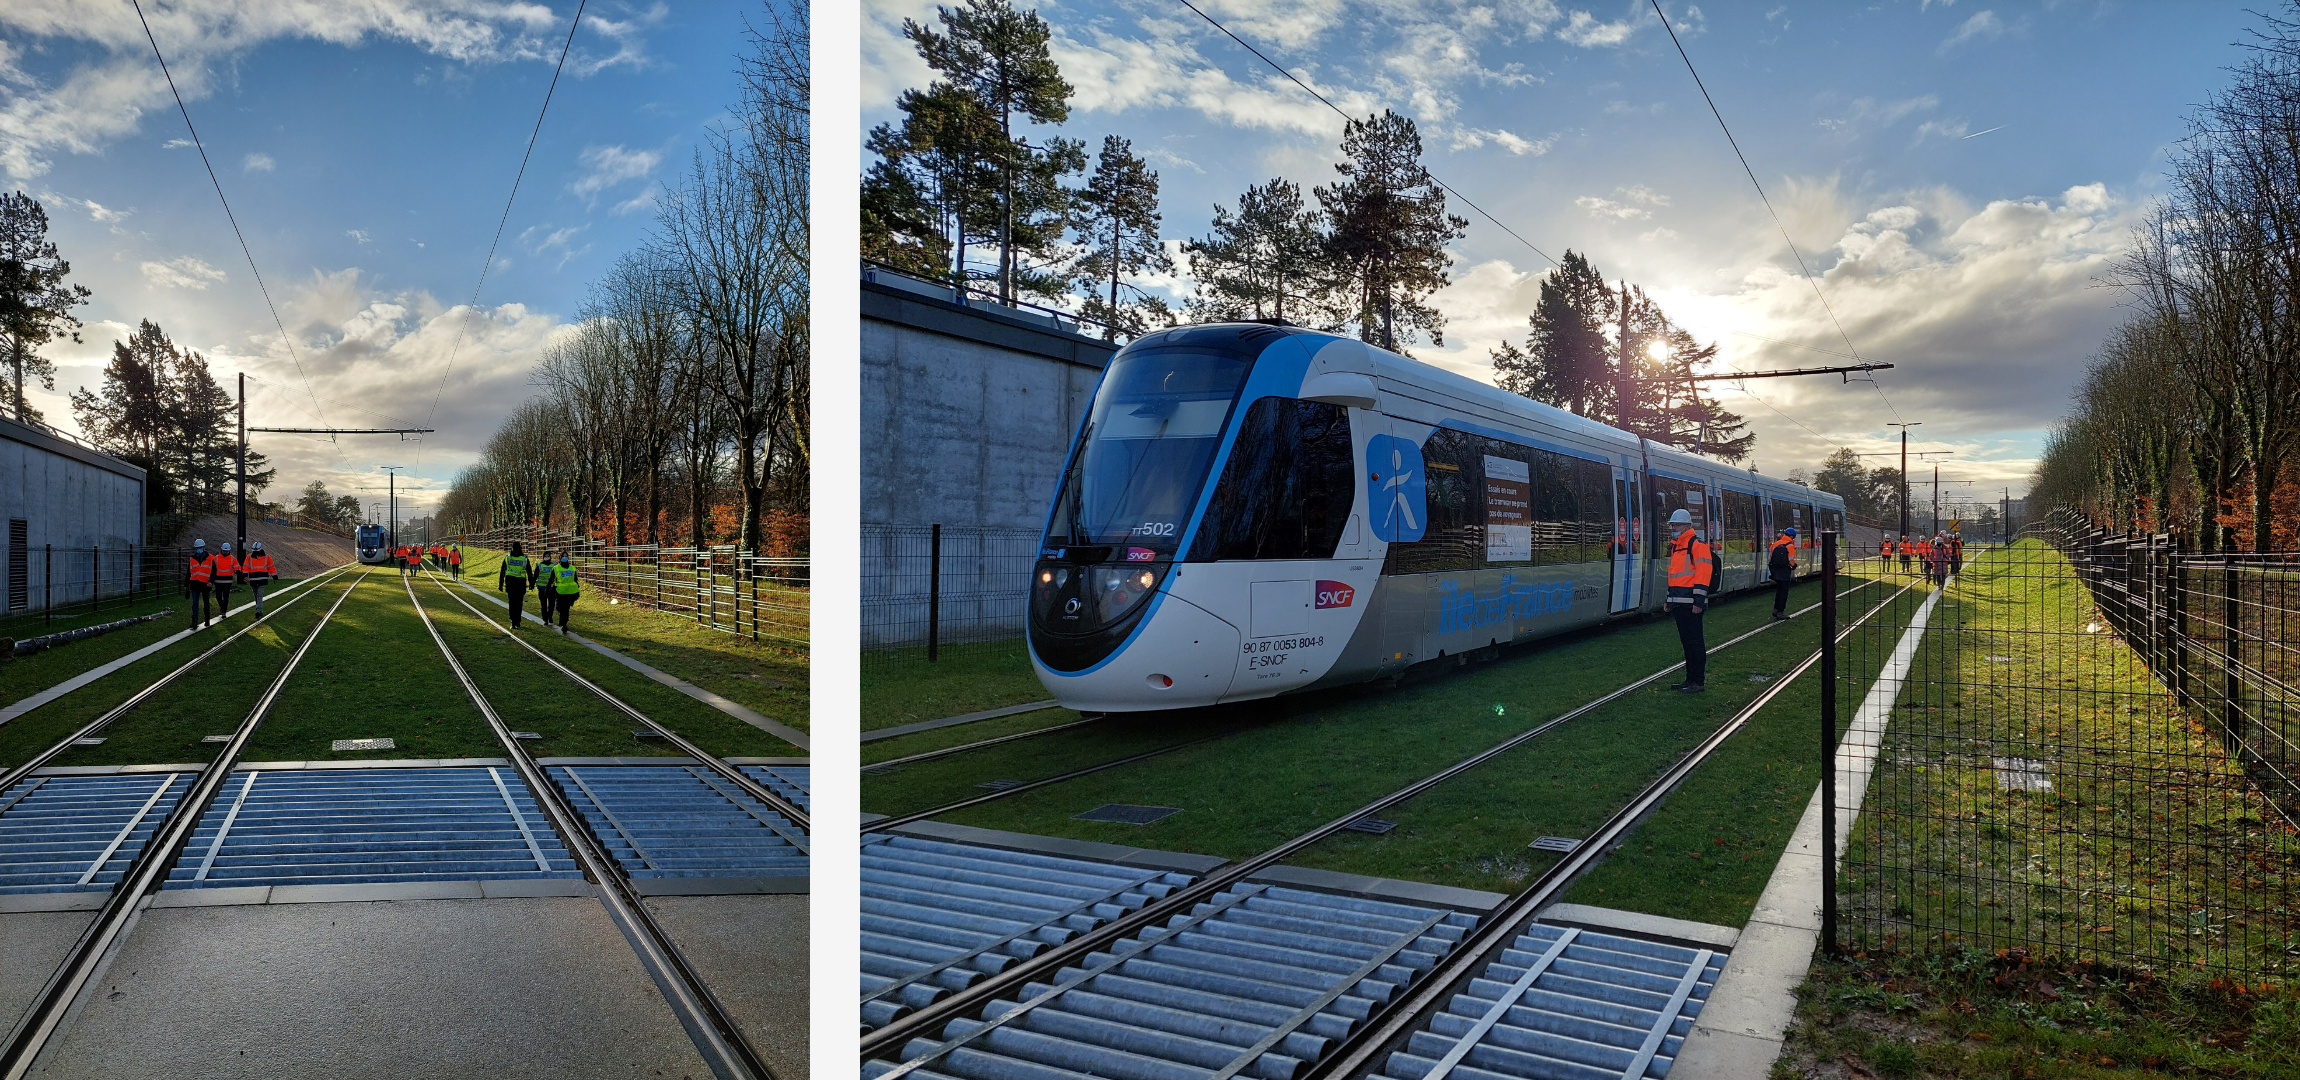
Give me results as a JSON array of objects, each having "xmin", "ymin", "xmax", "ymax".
[
  {"xmin": 410, "ymin": 573, "xmax": 801, "ymax": 758},
  {"xmin": 1562, "ymin": 581, "xmax": 1930, "ymax": 926},
  {"xmin": 862, "ymin": 642, "xmax": 1052, "ymax": 731},
  {"xmin": 0, "ymin": 576, "xmax": 322, "ymax": 709},
  {"xmin": 865, "ymin": 573, "xmax": 1893, "ymax": 893},
  {"xmin": 863, "ymin": 704, "xmax": 1089, "ymax": 767},
  {"xmin": 454, "ymin": 546, "xmax": 808, "ymax": 735},
  {"xmin": 1774, "ymin": 946, "xmax": 2300, "ymax": 1079},
  {"xmin": 0, "ymin": 574, "xmax": 348, "ymax": 770}
]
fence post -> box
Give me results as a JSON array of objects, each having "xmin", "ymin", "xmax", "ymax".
[
  {"xmin": 928, "ymin": 523, "xmax": 943, "ymax": 662},
  {"xmin": 2222, "ymin": 558, "xmax": 2241, "ymax": 738},
  {"xmin": 2171, "ymin": 544, "xmax": 2190, "ymax": 707},
  {"xmin": 43, "ymin": 544, "xmax": 52, "ymax": 627},
  {"xmin": 1820, "ymin": 531, "xmax": 1839, "ymax": 957}
]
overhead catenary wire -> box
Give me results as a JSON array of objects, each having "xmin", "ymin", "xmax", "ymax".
[
  {"xmin": 128, "ymin": 0, "xmax": 330, "ymax": 437},
  {"xmin": 413, "ymin": 0, "xmax": 590, "ymax": 476},
  {"xmin": 1170, "ymin": 0, "xmax": 1560, "ymax": 270},
  {"xmin": 1646, "ymin": 0, "xmax": 1905, "ymax": 427}
]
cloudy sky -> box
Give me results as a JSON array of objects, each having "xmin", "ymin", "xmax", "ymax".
[
  {"xmin": 864, "ymin": 0, "xmax": 2269, "ymax": 502},
  {"xmin": 5, "ymin": 1, "xmax": 759, "ymax": 519}
]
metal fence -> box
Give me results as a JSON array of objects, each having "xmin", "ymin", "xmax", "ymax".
[
  {"xmin": 463, "ymin": 526, "xmax": 808, "ymax": 649},
  {"xmin": 0, "ymin": 545, "xmax": 193, "ymax": 632},
  {"xmin": 1827, "ymin": 516, "xmax": 2299, "ymax": 978},
  {"xmin": 861, "ymin": 524, "xmax": 1041, "ymax": 671}
]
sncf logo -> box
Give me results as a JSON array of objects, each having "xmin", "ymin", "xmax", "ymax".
[
  {"xmin": 1126, "ymin": 547, "xmax": 1157, "ymax": 562},
  {"xmin": 1315, "ymin": 580, "xmax": 1355, "ymax": 609}
]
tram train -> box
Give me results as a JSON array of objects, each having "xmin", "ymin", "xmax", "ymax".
[
  {"xmin": 1027, "ymin": 322, "xmax": 1847, "ymax": 713},
  {"xmin": 356, "ymin": 523, "xmax": 393, "ymax": 565}
]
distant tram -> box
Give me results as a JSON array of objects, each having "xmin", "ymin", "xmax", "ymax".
[
  {"xmin": 1027, "ymin": 323, "xmax": 1846, "ymax": 713},
  {"xmin": 357, "ymin": 523, "xmax": 393, "ymax": 565}
]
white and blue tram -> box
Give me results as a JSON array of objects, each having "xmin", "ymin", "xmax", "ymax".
[
  {"xmin": 357, "ymin": 523, "xmax": 393, "ymax": 565},
  {"xmin": 1028, "ymin": 323, "xmax": 1845, "ymax": 713}
]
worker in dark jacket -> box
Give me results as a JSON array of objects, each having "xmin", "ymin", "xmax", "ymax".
[
  {"xmin": 1665, "ymin": 509, "xmax": 1715, "ymax": 693},
  {"xmin": 499, "ymin": 542, "xmax": 535, "ymax": 630},
  {"xmin": 1768, "ymin": 526, "xmax": 1798, "ymax": 620}
]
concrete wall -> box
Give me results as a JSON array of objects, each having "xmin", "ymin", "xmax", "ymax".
[
  {"xmin": 0, "ymin": 415, "xmax": 147, "ymax": 612},
  {"xmin": 860, "ymin": 272, "xmax": 1119, "ymax": 648}
]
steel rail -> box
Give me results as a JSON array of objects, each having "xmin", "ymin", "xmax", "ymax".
[
  {"xmin": 0, "ymin": 569, "xmax": 371, "ymax": 1079},
  {"xmin": 863, "ymin": 715, "xmax": 1107, "ymax": 772},
  {"xmin": 859, "ymin": 575, "xmax": 1889, "ymax": 835},
  {"xmin": 418, "ymin": 568, "xmax": 807, "ymax": 833},
  {"xmin": 0, "ymin": 562, "xmax": 363, "ymax": 794},
  {"xmin": 1301, "ymin": 577, "xmax": 1920, "ymax": 1080},
  {"xmin": 402, "ymin": 574, "xmax": 774, "ymax": 1080},
  {"xmin": 858, "ymin": 575, "xmax": 1914, "ymax": 1060}
]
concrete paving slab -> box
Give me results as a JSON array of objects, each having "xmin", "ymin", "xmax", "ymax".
[
  {"xmin": 0, "ymin": 894, "xmax": 106, "ymax": 914},
  {"xmin": 1690, "ymin": 918, "xmax": 1816, "ymax": 1041},
  {"xmin": 885, "ymin": 819, "xmax": 1231, "ymax": 874},
  {"xmin": 860, "ymin": 701, "xmax": 1058, "ymax": 743},
  {"xmin": 1537, "ymin": 902, "xmax": 1742, "ymax": 950},
  {"xmin": 1248, "ymin": 864, "xmax": 1510, "ymax": 914},
  {"xmin": 633, "ymin": 876, "xmax": 809, "ymax": 896},
  {"xmin": 26, "ymin": 897, "xmax": 713, "ymax": 1080},
  {"xmin": 1, "ymin": 911, "xmax": 95, "ymax": 1031},
  {"xmin": 265, "ymin": 880, "xmax": 487, "ymax": 905},
  {"xmin": 647, "ymin": 894, "xmax": 809, "ymax": 1080},
  {"xmin": 148, "ymin": 886, "xmax": 272, "ymax": 909}
]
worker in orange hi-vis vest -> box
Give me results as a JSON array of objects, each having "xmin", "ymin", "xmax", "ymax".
[
  {"xmin": 241, "ymin": 541, "xmax": 277, "ymax": 614},
  {"xmin": 1767, "ymin": 527, "xmax": 1799, "ymax": 621},
  {"xmin": 447, "ymin": 543, "xmax": 463, "ymax": 578},
  {"xmin": 1665, "ymin": 509, "xmax": 1717, "ymax": 694},
  {"xmin": 1895, "ymin": 535, "xmax": 1911, "ymax": 574},
  {"xmin": 211, "ymin": 541, "xmax": 242, "ymax": 619},
  {"xmin": 185, "ymin": 539, "xmax": 216, "ymax": 629}
]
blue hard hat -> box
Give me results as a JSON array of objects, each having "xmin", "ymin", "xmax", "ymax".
[{"xmin": 1783, "ymin": 527, "xmax": 1797, "ymax": 537}]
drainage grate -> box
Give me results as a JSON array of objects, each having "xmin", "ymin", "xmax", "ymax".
[
  {"xmin": 0, "ymin": 774, "xmax": 193, "ymax": 894},
  {"xmin": 741, "ymin": 765, "xmax": 810, "ymax": 814},
  {"xmin": 331, "ymin": 738, "xmax": 395, "ymax": 751},
  {"xmin": 1346, "ymin": 818, "xmax": 1400, "ymax": 835},
  {"xmin": 1074, "ymin": 803, "xmax": 1181, "ymax": 825},
  {"xmin": 163, "ymin": 768, "xmax": 582, "ymax": 889},
  {"xmin": 862, "ymin": 880, "xmax": 1481, "ymax": 1080},
  {"xmin": 1992, "ymin": 757, "xmax": 2052, "ymax": 792},
  {"xmin": 71, "ymin": 738, "xmax": 104, "ymax": 746},
  {"xmin": 1366, "ymin": 923, "xmax": 1725, "ymax": 1080},
  {"xmin": 202, "ymin": 735, "xmax": 231, "ymax": 744},
  {"xmin": 548, "ymin": 765, "xmax": 807, "ymax": 880},
  {"xmin": 1528, "ymin": 837, "xmax": 1582, "ymax": 854},
  {"xmin": 859, "ymin": 832, "xmax": 1196, "ymax": 1030}
]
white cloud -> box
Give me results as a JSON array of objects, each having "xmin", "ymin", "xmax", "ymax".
[
  {"xmin": 139, "ymin": 255, "xmax": 226, "ymax": 290},
  {"xmin": 1619, "ymin": 184, "xmax": 1671, "ymax": 206},
  {"xmin": 1450, "ymin": 127, "xmax": 1552, "ymax": 156},
  {"xmin": 162, "ymin": 138, "xmax": 193, "ymax": 149},
  {"xmin": 1557, "ymin": 11, "xmax": 1638, "ymax": 47},
  {"xmin": 1816, "ymin": 95, "xmax": 1939, "ymax": 136},
  {"xmin": 346, "ymin": 229, "xmax": 371, "ymax": 244},
  {"xmin": 1640, "ymin": 227, "xmax": 1680, "ymax": 242},
  {"xmin": 242, "ymin": 151, "xmax": 274, "ymax": 173},
  {"xmin": 518, "ymin": 222, "xmax": 590, "ymax": 269},
  {"xmin": 1576, "ymin": 194, "xmax": 1650, "ymax": 220},
  {"xmin": 1940, "ymin": 10, "xmax": 2005, "ymax": 53},
  {"xmin": 0, "ymin": 2, "xmax": 647, "ymax": 180},
  {"xmin": 570, "ymin": 143, "xmax": 661, "ymax": 203}
]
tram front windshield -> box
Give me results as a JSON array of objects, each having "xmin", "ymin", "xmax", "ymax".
[{"xmin": 1044, "ymin": 344, "xmax": 1255, "ymax": 559}]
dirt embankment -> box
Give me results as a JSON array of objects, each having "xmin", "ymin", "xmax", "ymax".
[{"xmin": 179, "ymin": 517, "xmax": 355, "ymax": 578}]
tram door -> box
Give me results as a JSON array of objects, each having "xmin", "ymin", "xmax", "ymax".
[{"xmin": 1610, "ymin": 467, "xmax": 1641, "ymax": 613}]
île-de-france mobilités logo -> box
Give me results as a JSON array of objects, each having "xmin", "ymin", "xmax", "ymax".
[{"xmin": 1366, "ymin": 433, "xmax": 1427, "ymax": 543}]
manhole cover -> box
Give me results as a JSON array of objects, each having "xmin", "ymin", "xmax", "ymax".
[
  {"xmin": 1529, "ymin": 836, "xmax": 1583, "ymax": 853},
  {"xmin": 976, "ymin": 779, "xmax": 1026, "ymax": 791},
  {"xmin": 332, "ymin": 738, "xmax": 395, "ymax": 751},
  {"xmin": 1993, "ymin": 757, "xmax": 2052, "ymax": 791},
  {"xmin": 1074, "ymin": 803, "xmax": 1181, "ymax": 825},
  {"xmin": 1747, "ymin": 673, "xmax": 1773, "ymax": 683},
  {"xmin": 201, "ymin": 735, "xmax": 231, "ymax": 744},
  {"xmin": 510, "ymin": 731, "xmax": 541, "ymax": 740},
  {"xmin": 1344, "ymin": 817, "xmax": 1398, "ymax": 834},
  {"xmin": 72, "ymin": 737, "xmax": 104, "ymax": 746},
  {"xmin": 1987, "ymin": 655, "xmax": 2015, "ymax": 663}
]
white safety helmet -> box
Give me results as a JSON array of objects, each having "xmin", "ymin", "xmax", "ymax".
[
  {"xmin": 250, "ymin": 541, "xmax": 263, "ymax": 553},
  {"xmin": 221, "ymin": 542, "xmax": 232, "ymax": 552},
  {"xmin": 193, "ymin": 538, "xmax": 207, "ymax": 549},
  {"xmin": 1668, "ymin": 509, "xmax": 1692, "ymax": 526}
]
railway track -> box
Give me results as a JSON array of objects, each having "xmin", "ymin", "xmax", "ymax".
[
  {"xmin": 857, "ymin": 569, "xmax": 1924, "ymax": 1065},
  {"xmin": 862, "ymin": 573, "xmax": 1895, "ymax": 832},
  {"xmin": 1, "ymin": 568, "xmax": 371, "ymax": 1078},
  {"xmin": 2, "ymin": 567, "xmax": 799, "ymax": 1079}
]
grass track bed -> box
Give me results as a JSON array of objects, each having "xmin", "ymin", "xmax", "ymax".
[
  {"xmin": 861, "ymin": 642, "xmax": 1050, "ymax": 731},
  {"xmin": 869, "ymin": 575, "xmax": 1885, "ymax": 893}
]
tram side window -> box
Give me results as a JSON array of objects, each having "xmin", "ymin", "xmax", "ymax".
[
  {"xmin": 1536, "ymin": 455, "xmax": 1613, "ymax": 565},
  {"xmin": 1648, "ymin": 476, "xmax": 1705, "ymax": 551},
  {"xmin": 1723, "ymin": 490, "xmax": 1759, "ymax": 555},
  {"xmin": 1190, "ymin": 398, "xmax": 1357, "ymax": 561},
  {"xmin": 1383, "ymin": 428, "xmax": 1483, "ymax": 574}
]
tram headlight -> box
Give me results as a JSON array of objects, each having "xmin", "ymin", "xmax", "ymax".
[{"xmin": 1086, "ymin": 564, "xmax": 1165, "ymax": 624}]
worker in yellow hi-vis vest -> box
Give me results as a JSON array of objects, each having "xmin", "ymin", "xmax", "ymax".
[
  {"xmin": 498, "ymin": 542, "xmax": 536, "ymax": 630},
  {"xmin": 548, "ymin": 553, "xmax": 580, "ymax": 633}
]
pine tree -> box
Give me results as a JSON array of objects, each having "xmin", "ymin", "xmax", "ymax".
[
  {"xmin": 1070, "ymin": 136, "xmax": 1173, "ymax": 341},
  {"xmin": 1184, "ymin": 178, "xmax": 1339, "ymax": 328},
  {"xmin": 901, "ymin": 0, "xmax": 1079, "ymax": 304},
  {"xmin": 0, "ymin": 191, "xmax": 92, "ymax": 425},
  {"xmin": 864, "ymin": 83, "xmax": 1002, "ymax": 281},
  {"xmin": 1317, "ymin": 111, "xmax": 1465, "ymax": 353},
  {"xmin": 1492, "ymin": 250, "xmax": 1612, "ymax": 416},
  {"xmin": 73, "ymin": 321, "xmax": 271, "ymax": 509},
  {"xmin": 70, "ymin": 322, "xmax": 172, "ymax": 460}
]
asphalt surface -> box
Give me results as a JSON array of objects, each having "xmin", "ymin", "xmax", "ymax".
[
  {"xmin": 647, "ymin": 895, "xmax": 811, "ymax": 1080},
  {"xmin": 16, "ymin": 897, "xmax": 720, "ymax": 1079}
]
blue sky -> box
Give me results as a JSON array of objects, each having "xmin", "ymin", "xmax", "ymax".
[
  {"xmin": 863, "ymin": 0, "xmax": 2271, "ymax": 501},
  {"xmin": 4, "ymin": 1, "xmax": 760, "ymax": 518}
]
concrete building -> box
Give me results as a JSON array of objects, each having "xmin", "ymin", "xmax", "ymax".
[
  {"xmin": 860, "ymin": 267, "xmax": 1119, "ymax": 649},
  {"xmin": 1, "ymin": 414, "xmax": 148, "ymax": 614}
]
